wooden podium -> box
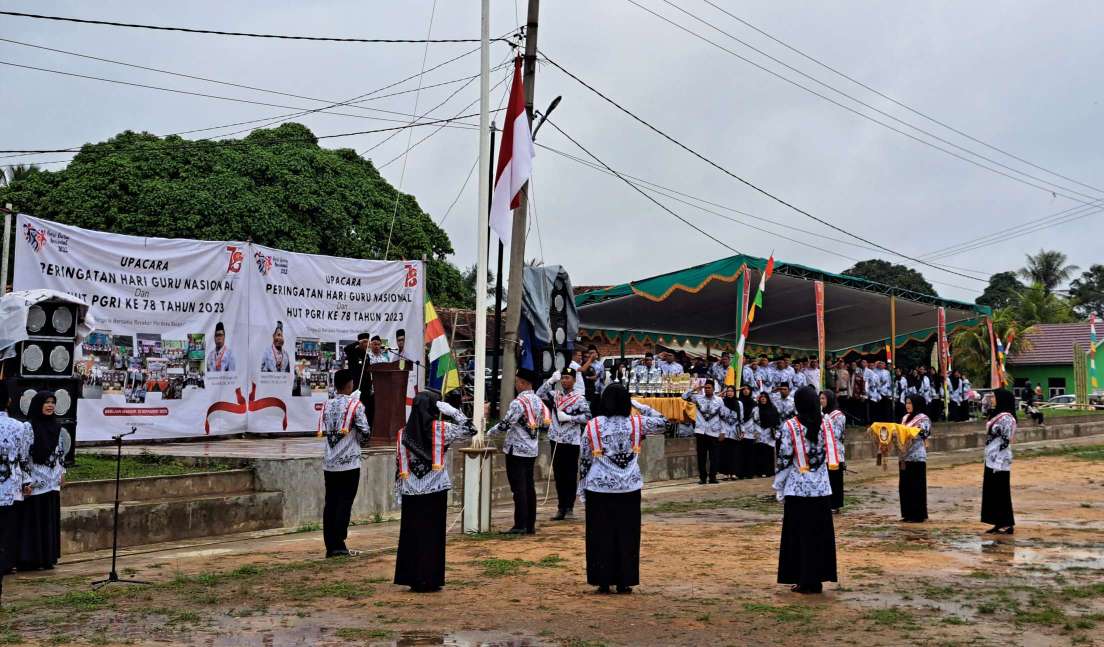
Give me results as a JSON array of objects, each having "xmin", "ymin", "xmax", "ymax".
[{"xmin": 366, "ymin": 362, "xmax": 410, "ymax": 447}]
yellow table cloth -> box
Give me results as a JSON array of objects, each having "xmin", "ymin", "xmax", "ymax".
[{"xmin": 634, "ymin": 397, "xmax": 696, "ymax": 423}]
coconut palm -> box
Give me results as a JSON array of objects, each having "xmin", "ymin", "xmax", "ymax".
[
  {"xmin": 1019, "ymin": 249, "xmax": 1079, "ymax": 294},
  {"xmin": 951, "ymin": 309, "xmax": 1034, "ymax": 387}
]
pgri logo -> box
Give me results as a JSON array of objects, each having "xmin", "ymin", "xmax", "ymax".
[{"xmin": 225, "ymin": 246, "xmax": 244, "ymax": 274}]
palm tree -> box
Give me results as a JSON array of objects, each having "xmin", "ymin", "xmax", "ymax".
[
  {"xmin": 951, "ymin": 309, "xmax": 1034, "ymax": 387},
  {"xmin": 1019, "ymin": 249, "xmax": 1079, "ymax": 294}
]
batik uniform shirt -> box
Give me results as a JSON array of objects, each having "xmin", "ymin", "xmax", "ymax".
[
  {"xmin": 260, "ymin": 346, "xmax": 291, "ymax": 372},
  {"xmin": 682, "ymin": 390, "xmax": 727, "ymax": 438},
  {"xmin": 919, "ymin": 376, "xmax": 934, "ymax": 403},
  {"xmin": 753, "ymin": 365, "xmax": 772, "ymax": 395},
  {"xmin": 984, "ymin": 412, "xmax": 1016, "ymax": 472},
  {"xmin": 711, "ymin": 362, "xmax": 730, "ymax": 386},
  {"xmin": 773, "ymin": 418, "xmax": 832, "ymax": 499},
  {"xmin": 27, "ymin": 429, "xmax": 70, "ymax": 496},
  {"xmin": 395, "ymin": 402, "xmax": 475, "ymax": 500},
  {"xmin": 577, "ymin": 402, "xmax": 667, "ymax": 497},
  {"xmin": 489, "ymin": 391, "xmax": 549, "ymax": 458},
  {"xmin": 537, "ymin": 380, "xmax": 592, "ymax": 445},
  {"xmin": 771, "ymin": 393, "xmax": 796, "ymax": 422},
  {"xmin": 864, "ymin": 368, "xmax": 881, "ymax": 402},
  {"xmin": 771, "ymin": 365, "xmax": 795, "ymax": 388},
  {"xmin": 898, "ymin": 377, "xmax": 910, "ymax": 404},
  {"xmin": 368, "ymin": 350, "xmax": 395, "ymax": 365},
  {"xmin": 741, "ymin": 365, "xmax": 756, "ymax": 390},
  {"xmin": 321, "ymin": 393, "xmax": 371, "ymax": 472},
  {"xmin": 657, "ymin": 360, "xmax": 684, "ymax": 376},
  {"xmin": 949, "ymin": 380, "xmax": 966, "ymax": 404},
  {"xmin": 825, "ymin": 410, "xmax": 846, "ymax": 462},
  {"xmin": 804, "ymin": 368, "xmax": 821, "ymax": 390},
  {"xmin": 631, "ymin": 363, "xmax": 661, "ymax": 382},
  {"xmin": 792, "ymin": 371, "xmax": 807, "ymax": 389},
  {"xmin": 900, "ymin": 413, "xmax": 932, "ymax": 462},
  {"xmin": 720, "ymin": 401, "xmax": 743, "ymax": 440},
  {"xmin": 877, "ymin": 369, "xmax": 892, "ymax": 399},
  {"xmin": 0, "ymin": 413, "xmax": 32, "ymax": 506},
  {"xmin": 751, "ymin": 407, "xmax": 779, "ymax": 446}
]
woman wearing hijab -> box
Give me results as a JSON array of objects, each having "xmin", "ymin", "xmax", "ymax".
[
  {"xmin": 948, "ymin": 370, "xmax": 963, "ymax": 422},
  {"xmin": 899, "ymin": 394, "xmax": 933, "ymax": 523},
  {"xmin": 982, "ymin": 389, "xmax": 1017, "ymax": 534},
  {"xmin": 717, "ymin": 385, "xmax": 741, "ymax": 479},
  {"xmin": 774, "ymin": 386, "xmax": 838, "ymax": 594},
  {"xmin": 820, "ymin": 390, "xmax": 847, "ymax": 513},
  {"xmin": 578, "ymin": 384, "xmax": 667, "ymax": 594},
  {"xmin": 393, "ymin": 390, "xmax": 475, "ymax": 592},
  {"xmin": 736, "ymin": 384, "xmax": 757, "ymax": 479},
  {"xmin": 752, "ymin": 392, "xmax": 781, "ymax": 477},
  {"xmin": 17, "ymin": 392, "xmax": 69, "ymax": 570}
]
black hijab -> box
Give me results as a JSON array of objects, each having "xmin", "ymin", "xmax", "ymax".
[
  {"xmin": 905, "ymin": 393, "xmax": 927, "ymax": 422},
  {"xmin": 29, "ymin": 391, "xmax": 61, "ymax": 465},
  {"xmin": 756, "ymin": 392, "xmax": 780, "ymax": 429},
  {"xmin": 990, "ymin": 388, "xmax": 1018, "ymax": 421},
  {"xmin": 722, "ymin": 386, "xmax": 740, "ymax": 416},
  {"xmin": 949, "ymin": 371, "xmax": 962, "ymax": 390},
  {"xmin": 738, "ymin": 385, "xmax": 755, "ymax": 422},
  {"xmin": 401, "ymin": 390, "xmax": 442, "ymax": 478},
  {"xmin": 601, "ymin": 383, "xmax": 632, "ymax": 417},
  {"xmin": 820, "ymin": 389, "xmax": 838, "ymax": 414},
  {"xmin": 794, "ymin": 386, "xmax": 822, "ymax": 445}
]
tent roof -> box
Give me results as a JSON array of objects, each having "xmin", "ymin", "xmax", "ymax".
[{"xmin": 576, "ymin": 255, "xmax": 990, "ymax": 354}]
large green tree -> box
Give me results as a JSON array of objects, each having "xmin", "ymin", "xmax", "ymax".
[
  {"xmin": 1019, "ymin": 249, "xmax": 1078, "ymax": 294},
  {"xmin": 1069, "ymin": 264, "xmax": 1104, "ymax": 318},
  {"xmin": 842, "ymin": 259, "xmax": 937, "ymax": 296},
  {"xmin": 976, "ymin": 271, "xmax": 1024, "ymax": 310},
  {"xmin": 0, "ymin": 124, "xmax": 474, "ymax": 307}
]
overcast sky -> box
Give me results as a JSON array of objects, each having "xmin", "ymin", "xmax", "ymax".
[{"xmin": 3, "ymin": 1, "xmax": 1102, "ymax": 303}]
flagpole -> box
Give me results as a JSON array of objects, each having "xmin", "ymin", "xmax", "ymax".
[{"xmin": 472, "ymin": 0, "xmax": 491, "ymax": 441}]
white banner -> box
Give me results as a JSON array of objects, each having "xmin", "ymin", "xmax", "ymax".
[{"xmin": 13, "ymin": 214, "xmax": 423, "ymax": 441}]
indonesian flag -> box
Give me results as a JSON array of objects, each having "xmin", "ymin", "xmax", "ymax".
[{"xmin": 490, "ymin": 56, "xmax": 535, "ymax": 247}]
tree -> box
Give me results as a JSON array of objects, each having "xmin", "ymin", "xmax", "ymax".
[
  {"xmin": 462, "ymin": 264, "xmax": 500, "ymax": 304},
  {"xmin": 1069, "ymin": 264, "xmax": 1104, "ymax": 318},
  {"xmin": 0, "ymin": 164, "xmax": 40, "ymax": 187},
  {"xmin": 842, "ymin": 259, "xmax": 937, "ymax": 296},
  {"xmin": 951, "ymin": 309, "xmax": 1034, "ymax": 387},
  {"xmin": 1019, "ymin": 249, "xmax": 1078, "ymax": 294},
  {"xmin": 976, "ymin": 271, "xmax": 1024, "ymax": 310},
  {"xmin": 1011, "ymin": 283, "xmax": 1077, "ymax": 326},
  {"xmin": 0, "ymin": 124, "xmax": 473, "ymax": 307}
]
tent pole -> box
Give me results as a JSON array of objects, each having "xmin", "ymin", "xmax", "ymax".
[{"xmin": 890, "ymin": 296, "xmax": 897, "ymax": 409}]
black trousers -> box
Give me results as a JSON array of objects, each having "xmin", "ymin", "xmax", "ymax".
[
  {"xmin": 323, "ymin": 468, "xmax": 360, "ymax": 555},
  {"xmin": 695, "ymin": 434, "xmax": 719, "ymax": 482},
  {"xmin": 981, "ymin": 466, "xmax": 1015, "ymax": 528},
  {"xmin": 394, "ymin": 490, "xmax": 448, "ymax": 590},
  {"xmin": 505, "ymin": 453, "xmax": 537, "ymax": 532},
  {"xmin": 585, "ymin": 490, "xmax": 642, "ymax": 588},
  {"xmin": 550, "ymin": 441, "xmax": 580, "ymax": 513},
  {"xmin": 828, "ymin": 466, "xmax": 845, "ymax": 510},
  {"xmin": 0, "ymin": 504, "xmax": 16, "ymax": 575}
]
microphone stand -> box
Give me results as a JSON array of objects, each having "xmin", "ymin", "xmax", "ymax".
[{"xmin": 92, "ymin": 427, "xmax": 148, "ymax": 590}]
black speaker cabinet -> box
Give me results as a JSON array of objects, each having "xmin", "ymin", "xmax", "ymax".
[
  {"xmin": 18, "ymin": 337, "xmax": 75, "ymax": 377},
  {"xmin": 25, "ymin": 301, "xmax": 79, "ymax": 338},
  {"xmin": 540, "ymin": 274, "xmax": 574, "ymax": 375},
  {"xmin": 4, "ymin": 377, "xmax": 80, "ymax": 466}
]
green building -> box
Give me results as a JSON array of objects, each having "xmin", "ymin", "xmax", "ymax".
[{"xmin": 1006, "ymin": 322, "xmax": 1103, "ymax": 400}]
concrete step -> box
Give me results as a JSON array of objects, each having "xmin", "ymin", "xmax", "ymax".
[
  {"xmin": 62, "ymin": 469, "xmax": 256, "ymax": 506},
  {"xmin": 62, "ymin": 490, "xmax": 285, "ymax": 554}
]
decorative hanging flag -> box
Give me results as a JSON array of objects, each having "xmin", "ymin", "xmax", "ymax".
[
  {"xmin": 489, "ymin": 56, "xmax": 535, "ymax": 247},
  {"xmin": 729, "ymin": 269, "xmax": 752, "ymax": 387},
  {"xmin": 815, "ymin": 281, "xmax": 825, "ymax": 390},
  {"xmin": 986, "ymin": 317, "xmax": 1000, "ymax": 388},
  {"xmin": 735, "ymin": 255, "xmax": 774, "ymax": 361},
  {"xmin": 1091, "ymin": 313, "xmax": 1099, "ymax": 391},
  {"xmin": 425, "ymin": 299, "xmax": 460, "ymax": 394}
]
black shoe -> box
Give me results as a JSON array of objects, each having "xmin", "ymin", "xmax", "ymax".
[
  {"xmin": 984, "ymin": 526, "xmax": 1000, "ymax": 534},
  {"xmin": 411, "ymin": 585, "xmax": 442, "ymax": 593},
  {"xmin": 502, "ymin": 527, "xmax": 526, "ymax": 535},
  {"xmin": 525, "ymin": 528, "xmax": 536, "ymax": 535},
  {"xmin": 563, "ymin": 509, "xmax": 575, "ymax": 520},
  {"xmin": 996, "ymin": 526, "xmax": 1014, "ymax": 535},
  {"xmin": 551, "ymin": 510, "xmax": 566, "ymax": 521},
  {"xmin": 698, "ymin": 480, "xmax": 708, "ymax": 485},
  {"xmin": 616, "ymin": 586, "xmax": 633, "ymax": 594},
  {"xmin": 597, "ymin": 585, "xmax": 611, "ymax": 594},
  {"xmin": 326, "ymin": 549, "xmax": 350, "ymax": 558},
  {"xmin": 709, "ymin": 478, "xmax": 719, "ymax": 484}
]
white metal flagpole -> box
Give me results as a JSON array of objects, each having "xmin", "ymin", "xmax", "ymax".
[{"xmin": 462, "ymin": 0, "xmax": 495, "ymax": 534}]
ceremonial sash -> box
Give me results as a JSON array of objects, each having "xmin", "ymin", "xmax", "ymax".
[
  {"xmin": 315, "ymin": 404, "xmax": 326, "ymax": 438},
  {"xmin": 432, "ymin": 420, "xmax": 446, "ymax": 471},
  {"xmin": 986, "ymin": 412, "xmax": 1016, "ymax": 443},
  {"xmin": 396, "ymin": 428, "xmax": 410, "ymax": 479},
  {"xmin": 784, "ymin": 419, "xmax": 810, "ymax": 473},
  {"xmin": 271, "ymin": 346, "xmax": 284, "ymax": 370},
  {"xmin": 519, "ymin": 395, "xmax": 550, "ymax": 430},
  {"xmin": 213, "ymin": 346, "xmax": 227, "ymax": 371},
  {"xmin": 556, "ymin": 392, "xmax": 581, "ymax": 412},
  {"xmin": 586, "ymin": 416, "xmax": 642, "ymax": 458},
  {"xmin": 587, "ymin": 419, "xmax": 604, "ymax": 457},
  {"xmin": 630, "ymin": 415, "xmax": 642, "ymax": 454},
  {"xmin": 339, "ymin": 398, "xmax": 361, "ymax": 435},
  {"xmin": 822, "ymin": 417, "xmax": 841, "ymax": 471}
]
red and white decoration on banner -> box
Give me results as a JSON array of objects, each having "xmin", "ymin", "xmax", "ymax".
[{"xmin": 489, "ymin": 56, "xmax": 535, "ymax": 247}]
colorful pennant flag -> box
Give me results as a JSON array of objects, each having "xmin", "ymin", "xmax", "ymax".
[
  {"xmin": 425, "ymin": 299, "xmax": 460, "ymax": 394},
  {"xmin": 1091, "ymin": 313, "xmax": 1099, "ymax": 390},
  {"xmin": 733, "ymin": 256, "xmax": 774, "ymax": 383}
]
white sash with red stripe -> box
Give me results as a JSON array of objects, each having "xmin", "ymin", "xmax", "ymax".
[
  {"xmin": 586, "ymin": 419, "xmax": 604, "ymax": 457},
  {"xmin": 822, "ymin": 418, "xmax": 841, "ymax": 471},
  {"xmin": 784, "ymin": 419, "xmax": 810, "ymax": 473},
  {"xmin": 396, "ymin": 419, "xmax": 447, "ymax": 480}
]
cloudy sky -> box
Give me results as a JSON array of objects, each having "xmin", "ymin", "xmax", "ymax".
[{"xmin": 3, "ymin": 1, "xmax": 1102, "ymax": 303}]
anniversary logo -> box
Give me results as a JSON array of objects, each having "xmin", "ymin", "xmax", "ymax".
[{"xmin": 13, "ymin": 214, "xmax": 423, "ymax": 441}]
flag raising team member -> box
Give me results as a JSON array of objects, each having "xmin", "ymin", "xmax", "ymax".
[
  {"xmin": 900, "ymin": 394, "xmax": 933, "ymax": 523},
  {"xmin": 683, "ymin": 379, "xmax": 727, "ymax": 485},
  {"xmin": 318, "ymin": 369, "xmax": 371, "ymax": 557},
  {"xmin": 488, "ymin": 368, "xmax": 550, "ymax": 535},
  {"xmin": 820, "ymin": 390, "xmax": 847, "ymax": 513},
  {"xmin": 537, "ymin": 367, "xmax": 592, "ymax": 521},
  {"xmin": 981, "ymin": 389, "xmax": 1017, "ymax": 534}
]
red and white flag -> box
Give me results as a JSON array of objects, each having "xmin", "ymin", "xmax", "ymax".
[{"xmin": 490, "ymin": 56, "xmax": 535, "ymax": 247}]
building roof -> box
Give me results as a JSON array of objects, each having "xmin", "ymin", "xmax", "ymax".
[{"xmin": 1008, "ymin": 322, "xmax": 1095, "ymax": 366}]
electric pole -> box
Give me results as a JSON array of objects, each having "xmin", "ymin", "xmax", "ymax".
[{"xmin": 499, "ymin": 0, "xmax": 539, "ymax": 412}]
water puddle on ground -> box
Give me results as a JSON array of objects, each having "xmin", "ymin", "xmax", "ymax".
[
  {"xmin": 942, "ymin": 537, "xmax": 1104, "ymax": 573},
  {"xmin": 203, "ymin": 628, "xmax": 554, "ymax": 646}
]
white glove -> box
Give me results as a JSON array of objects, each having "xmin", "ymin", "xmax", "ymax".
[
  {"xmin": 557, "ymin": 410, "xmax": 572, "ymax": 423},
  {"xmin": 436, "ymin": 401, "xmax": 462, "ymax": 419}
]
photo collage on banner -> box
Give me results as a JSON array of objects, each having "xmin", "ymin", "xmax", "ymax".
[{"xmin": 12, "ymin": 214, "xmax": 423, "ymax": 441}]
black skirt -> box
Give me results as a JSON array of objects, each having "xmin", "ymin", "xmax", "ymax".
[
  {"xmin": 777, "ymin": 495, "xmax": 837, "ymax": 587},
  {"xmin": 16, "ymin": 490, "xmax": 61, "ymax": 569},
  {"xmin": 584, "ymin": 489, "xmax": 641, "ymax": 588},
  {"xmin": 899, "ymin": 461, "xmax": 928, "ymax": 522},
  {"xmin": 394, "ymin": 489, "xmax": 449, "ymax": 590},
  {"xmin": 828, "ymin": 466, "xmax": 845, "ymax": 510},
  {"xmin": 981, "ymin": 466, "xmax": 1014, "ymax": 528},
  {"xmin": 0, "ymin": 504, "xmax": 17, "ymax": 574},
  {"xmin": 755, "ymin": 443, "xmax": 775, "ymax": 477},
  {"xmin": 717, "ymin": 438, "xmax": 738, "ymax": 475},
  {"xmin": 737, "ymin": 438, "xmax": 758, "ymax": 478}
]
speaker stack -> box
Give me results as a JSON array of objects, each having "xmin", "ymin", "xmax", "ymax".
[
  {"xmin": 4, "ymin": 299, "xmax": 81, "ymax": 465},
  {"xmin": 540, "ymin": 272, "xmax": 574, "ymax": 377}
]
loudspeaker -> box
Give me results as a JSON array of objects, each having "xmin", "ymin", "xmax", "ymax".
[
  {"xmin": 18, "ymin": 337, "xmax": 76, "ymax": 377},
  {"xmin": 25, "ymin": 301, "xmax": 79, "ymax": 338},
  {"xmin": 5, "ymin": 376, "xmax": 81, "ymax": 466},
  {"xmin": 541, "ymin": 274, "xmax": 574, "ymax": 374}
]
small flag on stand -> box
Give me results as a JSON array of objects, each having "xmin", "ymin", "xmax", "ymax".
[{"xmin": 425, "ymin": 299, "xmax": 460, "ymax": 394}]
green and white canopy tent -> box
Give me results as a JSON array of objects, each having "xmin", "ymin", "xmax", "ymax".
[{"xmin": 575, "ymin": 255, "xmax": 990, "ymax": 358}]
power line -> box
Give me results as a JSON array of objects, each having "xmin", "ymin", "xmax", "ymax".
[
  {"xmin": 695, "ymin": 0, "xmax": 1104, "ymax": 198},
  {"xmin": 921, "ymin": 199, "xmax": 1104, "ymax": 260},
  {"xmin": 438, "ymin": 156, "xmax": 480, "ymax": 226},
  {"xmin": 0, "ymin": 10, "xmax": 507, "ymax": 43},
  {"xmin": 538, "ymin": 51, "xmax": 987, "ymax": 283},
  {"xmin": 923, "ymin": 201, "xmax": 1104, "ymax": 261},
  {"xmin": 541, "ymin": 118, "xmax": 742, "ymax": 255},
  {"xmin": 628, "ymin": 0, "xmax": 1103, "ymax": 206}
]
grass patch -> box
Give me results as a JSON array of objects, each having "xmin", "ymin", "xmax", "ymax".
[
  {"xmin": 1018, "ymin": 605, "xmax": 1067, "ymax": 626},
  {"xmin": 334, "ymin": 628, "xmax": 393, "ymax": 640},
  {"xmin": 476, "ymin": 558, "xmax": 532, "ymax": 577},
  {"xmin": 1060, "ymin": 583, "xmax": 1104, "ymax": 599},
  {"xmin": 294, "ymin": 521, "xmax": 321, "ymax": 533},
  {"xmin": 1020, "ymin": 444, "xmax": 1104, "ymax": 461},
  {"xmin": 742, "ymin": 603, "xmax": 815, "ymax": 623},
  {"xmin": 67, "ymin": 450, "xmax": 236, "ymax": 482},
  {"xmin": 283, "ymin": 580, "xmax": 375, "ymax": 601},
  {"xmin": 459, "ymin": 531, "xmax": 522, "ymax": 541},
  {"xmin": 168, "ymin": 611, "xmax": 201, "ymax": 625},
  {"xmin": 865, "ymin": 606, "xmax": 916, "ymax": 628},
  {"xmin": 941, "ymin": 616, "xmax": 970, "ymax": 625},
  {"xmin": 645, "ymin": 495, "xmax": 779, "ymax": 515},
  {"xmin": 536, "ymin": 554, "xmax": 565, "ymax": 568},
  {"xmin": 43, "ymin": 590, "xmax": 110, "ymax": 611}
]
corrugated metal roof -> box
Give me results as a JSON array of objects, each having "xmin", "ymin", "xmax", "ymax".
[{"xmin": 1007, "ymin": 322, "xmax": 1094, "ymax": 366}]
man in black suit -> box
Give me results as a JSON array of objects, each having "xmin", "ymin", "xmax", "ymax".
[{"xmin": 343, "ymin": 332, "xmax": 374, "ymax": 426}]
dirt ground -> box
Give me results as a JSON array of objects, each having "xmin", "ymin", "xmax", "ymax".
[{"xmin": 3, "ymin": 442, "xmax": 1104, "ymax": 646}]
